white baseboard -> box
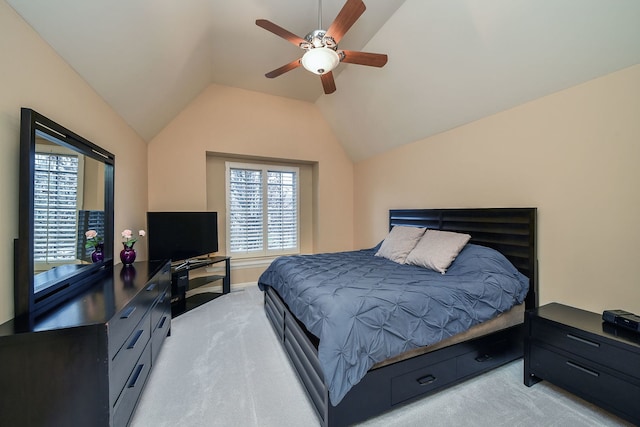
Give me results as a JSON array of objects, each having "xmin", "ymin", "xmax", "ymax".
[
  {"xmin": 230, "ymin": 281, "xmax": 257, "ymax": 291},
  {"xmin": 186, "ymin": 281, "xmax": 256, "ymax": 296}
]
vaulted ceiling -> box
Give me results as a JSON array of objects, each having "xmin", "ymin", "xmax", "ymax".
[{"xmin": 7, "ymin": 0, "xmax": 640, "ymax": 161}]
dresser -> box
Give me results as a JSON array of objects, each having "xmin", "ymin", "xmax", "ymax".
[
  {"xmin": 524, "ymin": 303, "xmax": 640, "ymax": 425},
  {"xmin": 0, "ymin": 260, "xmax": 171, "ymax": 427}
]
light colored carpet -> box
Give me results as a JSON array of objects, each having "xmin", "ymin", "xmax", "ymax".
[{"xmin": 130, "ymin": 285, "xmax": 633, "ymax": 427}]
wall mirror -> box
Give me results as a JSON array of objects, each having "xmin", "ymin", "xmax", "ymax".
[{"xmin": 15, "ymin": 108, "xmax": 115, "ymax": 320}]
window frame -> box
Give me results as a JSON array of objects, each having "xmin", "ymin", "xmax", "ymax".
[{"xmin": 225, "ymin": 161, "xmax": 300, "ymax": 259}]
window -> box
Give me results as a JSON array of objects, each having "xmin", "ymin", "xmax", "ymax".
[
  {"xmin": 226, "ymin": 162, "xmax": 299, "ymax": 257},
  {"xmin": 34, "ymin": 152, "xmax": 81, "ymax": 265}
]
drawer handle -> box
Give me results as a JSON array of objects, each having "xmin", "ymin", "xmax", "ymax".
[
  {"xmin": 157, "ymin": 316, "xmax": 167, "ymax": 330},
  {"xmin": 475, "ymin": 354, "xmax": 493, "ymax": 363},
  {"xmin": 158, "ymin": 291, "xmax": 167, "ymax": 304},
  {"xmin": 416, "ymin": 374, "xmax": 437, "ymax": 386},
  {"xmin": 128, "ymin": 363, "xmax": 145, "ymax": 388},
  {"xmin": 566, "ymin": 333, "xmax": 600, "ymax": 348},
  {"xmin": 120, "ymin": 306, "xmax": 136, "ymax": 319},
  {"xmin": 127, "ymin": 329, "xmax": 144, "ymax": 349},
  {"xmin": 566, "ymin": 361, "xmax": 599, "ymax": 377},
  {"xmin": 146, "ymin": 283, "xmax": 157, "ymax": 292}
]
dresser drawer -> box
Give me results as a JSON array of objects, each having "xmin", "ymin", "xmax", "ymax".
[
  {"xmin": 113, "ymin": 343, "xmax": 152, "ymax": 427},
  {"xmin": 151, "ymin": 290, "xmax": 170, "ymax": 333},
  {"xmin": 391, "ymin": 358, "xmax": 457, "ymax": 405},
  {"xmin": 531, "ymin": 319, "xmax": 640, "ymax": 380},
  {"xmin": 110, "ymin": 315, "xmax": 152, "ymax": 406},
  {"xmin": 151, "ymin": 309, "xmax": 170, "ymax": 363},
  {"xmin": 108, "ymin": 288, "xmax": 156, "ymax": 358},
  {"xmin": 158, "ymin": 266, "xmax": 171, "ymax": 294},
  {"xmin": 151, "ymin": 287, "xmax": 171, "ymax": 364},
  {"xmin": 530, "ymin": 344, "xmax": 640, "ymax": 422}
]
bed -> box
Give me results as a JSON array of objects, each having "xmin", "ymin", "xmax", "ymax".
[{"xmin": 259, "ymin": 208, "xmax": 537, "ymax": 427}]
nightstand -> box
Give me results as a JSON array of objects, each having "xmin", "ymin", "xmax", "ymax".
[{"xmin": 524, "ymin": 303, "xmax": 640, "ymax": 425}]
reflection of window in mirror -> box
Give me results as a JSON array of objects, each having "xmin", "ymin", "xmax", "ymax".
[
  {"xmin": 34, "ymin": 138, "xmax": 85, "ymax": 274},
  {"xmin": 77, "ymin": 157, "xmax": 106, "ymax": 264}
]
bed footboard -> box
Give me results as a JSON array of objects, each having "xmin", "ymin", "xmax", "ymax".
[{"xmin": 264, "ymin": 285, "xmax": 524, "ymax": 427}]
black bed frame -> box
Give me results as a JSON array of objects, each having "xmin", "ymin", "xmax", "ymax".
[{"xmin": 263, "ymin": 208, "xmax": 537, "ymax": 427}]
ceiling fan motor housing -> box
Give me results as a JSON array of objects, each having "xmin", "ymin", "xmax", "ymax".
[{"xmin": 301, "ymin": 30, "xmax": 337, "ymax": 50}]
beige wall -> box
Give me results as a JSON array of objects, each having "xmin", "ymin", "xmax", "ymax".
[
  {"xmin": 354, "ymin": 64, "xmax": 640, "ymax": 314},
  {"xmin": 83, "ymin": 158, "xmax": 105, "ymax": 211},
  {"xmin": 0, "ymin": 2, "xmax": 149, "ymax": 323},
  {"xmin": 5, "ymin": 0, "xmax": 635, "ymax": 321},
  {"xmin": 148, "ymin": 84, "xmax": 354, "ymax": 282}
]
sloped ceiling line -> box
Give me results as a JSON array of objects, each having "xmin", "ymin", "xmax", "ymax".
[{"xmin": 7, "ymin": 0, "xmax": 640, "ymax": 161}]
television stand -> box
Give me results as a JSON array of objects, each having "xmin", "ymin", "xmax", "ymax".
[
  {"xmin": 173, "ymin": 257, "xmax": 213, "ymax": 271},
  {"xmin": 170, "ymin": 256, "xmax": 230, "ymax": 317}
]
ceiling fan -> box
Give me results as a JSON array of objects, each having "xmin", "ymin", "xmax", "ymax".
[{"xmin": 256, "ymin": 0, "xmax": 388, "ymax": 94}]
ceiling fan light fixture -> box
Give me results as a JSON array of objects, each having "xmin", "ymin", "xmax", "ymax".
[{"xmin": 301, "ymin": 47, "xmax": 340, "ymax": 75}]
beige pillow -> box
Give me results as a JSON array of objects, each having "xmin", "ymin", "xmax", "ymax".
[
  {"xmin": 405, "ymin": 229, "xmax": 471, "ymax": 273},
  {"xmin": 375, "ymin": 226, "xmax": 426, "ymax": 264}
]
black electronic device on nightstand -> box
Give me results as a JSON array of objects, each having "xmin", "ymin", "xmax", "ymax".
[
  {"xmin": 524, "ymin": 303, "xmax": 640, "ymax": 426},
  {"xmin": 602, "ymin": 309, "xmax": 640, "ymax": 333}
]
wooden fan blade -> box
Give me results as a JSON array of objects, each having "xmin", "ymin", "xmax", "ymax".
[
  {"xmin": 256, "ymin": 19, "xmax": 306, "ymax": 47},
  {"xmin": 341, "ymin": 50, "xmax": 388, "ymax": 67},
  {"xmin": 265, "ymin": 59, "xmax": 302, "ymax": 78},
  {"xmin": 326, "ymin": 0, "xmax": 366, "ymax": 44},
  {"xmin": 320, "ymin": 72, "xmax": 337, "ymax": 94}
]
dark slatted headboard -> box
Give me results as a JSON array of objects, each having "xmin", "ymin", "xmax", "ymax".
[{"xmin": 389, "ymin": 208, "xmax": 538, "ymax": 309}]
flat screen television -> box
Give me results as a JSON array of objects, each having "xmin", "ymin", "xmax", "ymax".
[{"xmin": 147, "ymin": 211, "xmax": 218, "ymax": 264}]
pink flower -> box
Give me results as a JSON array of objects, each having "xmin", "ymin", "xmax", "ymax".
[
  {"xmin": 121, "ymin": 228, "xmax": 146, "ymax": 248},
  {"xmin": 85, "ymin": 229, "xmax": 103, "ymax": 249}
]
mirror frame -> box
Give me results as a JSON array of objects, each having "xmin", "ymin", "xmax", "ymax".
[{"xmin": 15, "ymin": 108, "xmax": 115, "ymax": 320}]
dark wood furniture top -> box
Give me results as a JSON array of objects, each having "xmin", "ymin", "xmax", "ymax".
[
  {"xmin": 525, "ymin": 303, "xmax": 640, "ymax": 426},
  {"xmin": 0, "ymin": 260, "xmax": 172, "ymax": 427},
  {"xmin": 264, "ymin": 207, "xmax": 538, "ymax": 427}
]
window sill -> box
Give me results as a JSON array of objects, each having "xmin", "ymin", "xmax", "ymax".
[{"xmin": 230, "ymin": 256, "xmax": 279, "ymax": 269}]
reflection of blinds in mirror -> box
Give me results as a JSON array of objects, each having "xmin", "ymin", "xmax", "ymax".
[
  {"xmin": 34, "ymin": 153, "xmax": 79, "ymax": 263},
  {"xmin": 77, "ymin": 210, "xmax": 105, "ymax": 262}
]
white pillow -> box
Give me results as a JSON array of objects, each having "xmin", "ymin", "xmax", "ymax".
[
  {"xmin": 375, "ymin": 226, "xmax": 426, "ymax": 264},
  {"xmin": 405, "ymin": 229, "xmax": 471, "ymax": 274}
]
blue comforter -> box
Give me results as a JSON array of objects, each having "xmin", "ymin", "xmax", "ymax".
[{"xmin": 258, "ymin": 244, "xmax": 529, "ymax": 405}]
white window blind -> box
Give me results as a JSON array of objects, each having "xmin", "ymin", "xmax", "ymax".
[
  {"xmin": 34, "ymin": 152, "xmax": 79, "ymax": 263},
  {"xmin": 226, "ymin": 162, "xmax": 299, "ymax": 257}
]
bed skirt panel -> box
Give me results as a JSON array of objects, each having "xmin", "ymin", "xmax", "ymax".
[
  {"xmin": 265, "ymin": 286, "xmax": 329, "ymax": 424},
  {"xmin": 264, "ymin": 285, "xmax": 524, "ymax": 427},
  {"xmin": 283, "ymin": 317, "xmax": 329, "ymax": 422}
]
